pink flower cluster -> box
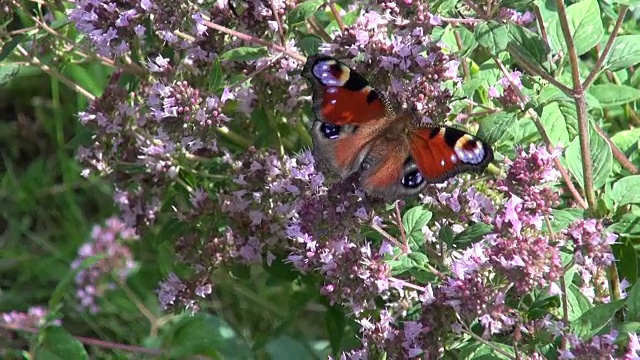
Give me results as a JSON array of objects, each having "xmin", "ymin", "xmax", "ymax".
[{"xmin": 72, "ymin": 217, "xmax": 138, "ymax": 313}]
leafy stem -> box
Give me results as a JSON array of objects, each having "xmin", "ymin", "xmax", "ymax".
[
  {"xmin": 554, "ymin": 0, "xmax": 595, "ymax": 209},
  {"xmin": 582, "ymin": 6, "xmax": 629, "ymax": 89},
  {"xmin": 584, "ymin": 5, "xmax": 638, "ymax": 175},
  {"xmin": 492, "ymin": 57, "xmax": 588, "ymax": 209},
  {"xmin": 268, "ymin": 0, "xmax": 287, "ymax": 46},
  {"xmin": 327, "ymin": 0, "xmax": 345, "ymax": 33},
  {"xmin": 506, "ymin": 42, "xmax": 572, "ymax": 94}
]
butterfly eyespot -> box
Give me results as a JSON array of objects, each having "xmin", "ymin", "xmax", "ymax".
[
  {"xmin": 320, "ymin": 123, "xmax": 341, "ymax": 139},
  {"xmin": 401, "ymin": 169, "xmax": 424, "ymax": 188}
]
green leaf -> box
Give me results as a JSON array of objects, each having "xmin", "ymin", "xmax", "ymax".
[
  {"xmin": 564, "ymin": 122, "xmax": 612, "ymax": 190},
  {"xmin": 440, "ymin": 225, "xmax": 455, "ymax": 248},
  {"xmin": 475, "ymin": 21, "xmax": 509, "ymax": 54},
  {"xmin": 453, "ymin": 223, "xmax": 492, "ymax": 247},
  {"xmin": 431, "ymin": 0, "xmax": 458, "ymax": 13},
  {"xmin": 604, "ymin": 35, "xmax": 640, "ymax": 71},
  {"xmin": 441, "ymin": 25, "xmax": 476, "ymax": 58},
  {"xmin": 407, "ymin": 252, "xmax": 430, "ymax": 267},
  {"xmin": 0, "ymin": 63, "xmax": 20, "ymax": 85},
  {"xmin": 265, "ymin": 255, "xmax": 299, "ymax": 283},
  {"xmin": 618, "ymin": 323, "xmax": 640, "ymax": 342},
  {"xmin": 610, "ymin": 175, "xmax": 640, "ymax": 206},
  {"xmin": 476, "ymin": 60, "xmax": 501, "ymax": 85},
  {"xmin": 540, "ymin": 102, "xmax": 578, "ymax": 147},
  {"xmin": 611, "ymin": 0, "xmax": 640, "ymax": 5},
  {"xmin": 477, "ymin": 112, "xmax": 517, "ymax": 144},
  {"xmin": 49, "ymin": 17, "xmax": 70, "ymax": 30},
  {"xmin": 62, "ymin": 64, "xmax": 106, "ymax": 97},
  {"xmin": 325, "ymin": 306, "xmax": 345, "ymax": 354},
  {"xmin": 208, "ymin": 59, "xmax": 223, "ymax": 91},
  {"xmin": 564, "ymin": 257, "xmax": 577, "ymax": 290},
  {"xmin": 388, "ymin": 257, "xmax": 411, "ymax": 275},
  {"xmin": 589, "ymin": 84, "xmax": 640, "ymax": 107},
  {"xmin": 403, "ymin": 206, "xmax": 432, "ymax": 248},
  {"xmin": 219, "ymin": 47, "xmax": 269, "ymax": 62},
  {"xmin": 163, "ymin": 314, "xmax": 250, "ymax": 358},
  {"xmin": 608, "ymin": 213, "xmax": 640, "ymax": 235},
  {"xmin": 409, "ymin": 267, "xmax": 438, "ymax": 283},
  {"xmin": 0, "ymin": 34, "xmax": 26, "ymax": 62},
  {"xmin": 299, "ymin": 35, "xmax": 323, "ymax": 56},
  {"xmin": 36, "ymin": 326, "xmax": 89, "ymax": 360},
  {"xmin": 461, "ymin": 78, "xmax": 486, "ymax": 98},
  {"xmin": 566, "ymin": 284, "xmax": 593, "ymax": 321},
  {"xmin": 458, "ymin": 342, "xmax": 515, "ymax": 360},
  {"xmin": 613, "ymin": 241, "xmax": 638, "ymax": 286},
  {"xmin": 548, "ymin": 0, "xmax": 603, "ymax": 56},
  {"xmin": 611, "ymin": 128, "xmax": 640, "ymax": 153},
  {"xmin": 550, "ymin": 208, "xmax": 586, "ymax": 232},
  {"xmin": 570, "ymin": 299, "xmax": 625, "ymax": 339},
  {"xmin": 538, "ymin": 86, "xmax": 602, "ymax": 110},
  {"xmin": 507, "ymin": 24, "xmax": 550, "ymax": 72},
  {"xmin": 528, "ymin": 290, "xmax": 561, "ymax": 319},
  {"xmin": 251, "ymin": 107, "xmax": 274, "ymax": 148},
  {"xmin": 287, "ymin": 0, "xmax": 324, "ymax": 25},
  {"xmin": 266, "ymin": 336, "xmax": 317, "ymax": 360}
]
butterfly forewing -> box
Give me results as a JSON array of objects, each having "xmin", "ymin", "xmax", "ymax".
[
  {"xmin": 302, "ymin": 55, "xmax": 394, "ymax": 125},
  {"xmin": 409, "ymin": 126, "xmax": 494, "ymax": 183}
]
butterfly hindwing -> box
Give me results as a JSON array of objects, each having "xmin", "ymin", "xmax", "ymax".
[
  {"xmin": 310, "ymin": 120, "xmax": 376, "ymax": 177},
  {"xmin": 358, "ymin": 136, "xmax": 429, "ymax": 199}
]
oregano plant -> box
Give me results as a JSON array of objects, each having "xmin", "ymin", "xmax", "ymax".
[{"xmin": 1, "ymin": 0, "xmax": 640, "ymax": 358}]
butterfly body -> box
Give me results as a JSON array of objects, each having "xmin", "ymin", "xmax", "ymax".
[{"xmin": 302, "ymin": 55, "xmax": 493, "ymax": 199}]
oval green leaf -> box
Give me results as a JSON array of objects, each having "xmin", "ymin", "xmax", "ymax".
[
  {"xmin": 604, "ymin": 35, "xmax": 640, "ymax": 71},
  {"xmin": 610, "ymin": 175, "xmax": 640, "ymax": 206},
  {"xmin": 548, "ymin": 0, "xmax": 603, "ymax": 56},
  {"xmin": 589, "ymin": 84, "xmax": 640, "ymax": 107},
  {"xmin": 563, "ymin": 121, "xmax": 612, "ymax": 190}
]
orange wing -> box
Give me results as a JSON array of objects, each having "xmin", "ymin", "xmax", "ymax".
[
  {"xmin": 303, "ymin": 55, "xmax": 494, "ymax": 199},
  {"xmin": 309, "ymin": 120, "xmax": 385, "ymax": 178},
  {"xmin": 408, "ymin": 126, "xmax": 493, "ymax": 183},
  {"xmin": 357, "ymin": 125, "xmax": 493, "ymax": 199},
  {"xmin": 302, "ymin": 55, "xmax": 394, "ymax": 125},
  {"xmin": 303, "ymin": 55, "xmax": 395, "ymax": 178}
]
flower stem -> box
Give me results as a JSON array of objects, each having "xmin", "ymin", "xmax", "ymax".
[
  {"xmin": 202, "ymin": 18, "xmax": 306, "ymax": 63},
  {"xmin": 0, "ymin": 324, "xmax": 164, "ymax": 356},
  {"xmin": 328, "ymin": 1, "xmax": 345, "ymax": 33},
  {"xmin": 15, "ymin": 45, "xmax": 96, "ymax": 101}
]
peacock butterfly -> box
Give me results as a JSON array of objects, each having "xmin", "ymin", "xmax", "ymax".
[{"xmin": 302, "ymin": 54, "xmax": 493, "ymax": 199}]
